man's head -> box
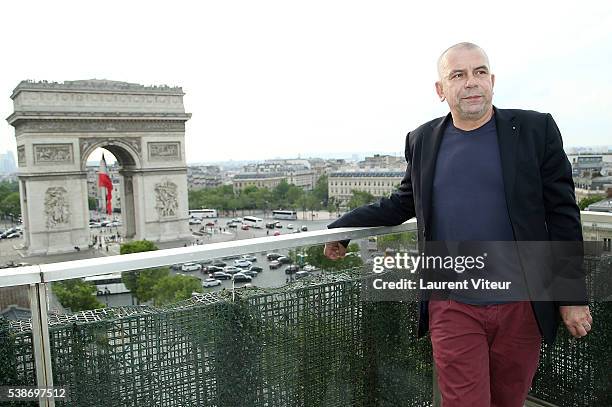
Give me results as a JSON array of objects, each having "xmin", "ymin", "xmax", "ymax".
[{"xmin": 435, "ymin": 42, "xmax": 495, "ymax": 126}]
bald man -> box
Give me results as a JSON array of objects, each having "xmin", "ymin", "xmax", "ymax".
[{"xmin": 324, "ymin": 43, "xmax": 591, "ymax": 406}]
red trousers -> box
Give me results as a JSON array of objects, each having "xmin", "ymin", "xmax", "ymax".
[{"xmin": 429, "ymin": 300, "xmax": 542, "ymax": 407}]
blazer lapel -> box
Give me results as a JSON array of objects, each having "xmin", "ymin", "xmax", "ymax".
[
  {"xmin": 493, "ymin": 107, "xmax": 519, "ymax": 213},
  {"xmin": 421, "ymin": 113, "xmax": 451, "ymax": 233}
]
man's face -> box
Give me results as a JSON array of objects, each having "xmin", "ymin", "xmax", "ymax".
[{"xmin": 435, "ymin": 47, "xmax": 495, "ymax": 122}]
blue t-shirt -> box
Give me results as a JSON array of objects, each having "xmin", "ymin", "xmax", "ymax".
[{"xmin": 430, "ymin": 115, "xmax": 525, "ymax": 304}]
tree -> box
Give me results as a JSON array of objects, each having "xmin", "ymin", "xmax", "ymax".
[
  {"xmin": 313, "ymin": 175, "xmax": 329, "ymax": 206},
  {"xmin": 88, "ymin": 196, "xmax": 97, "ymax": 211},
  {"xmin": 304, "ymin": 243, "xmax": 363, "ymax": 271},
  {"xmin": 0, "ymin": 181, "xmax": 18, "ymax": 201},
  {"xmin": 120, "ymin": 240, "xmax": 164, "ymax": 302},
  {"xmin": 53, "ymin": 279, "xmax": 105, "ymax": 312},
  {"xmin": 578, "ymin": 194, "xmax": 605, "ymax": 210},
  {"xmin": 0, "ymin": 192, "xmax": 21, "ymax": 218},
  {"xmin": 347, "ymin": 190, "xmax": 376, "ymax": 210},
  {"xmin": 120, "ymin": 240, "xmax": 158, "ymax": 254},
  {"xmin": 150, "ymin": 274, "xmax": 202, "ymax": 306},
  {"xmin": 119, "ymin": 240, "xmax": 203, "ymax": 306}
]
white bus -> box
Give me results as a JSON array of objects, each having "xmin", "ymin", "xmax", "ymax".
[
  {"xmin": 243, "ymin": 216, "xmax": 264, "ymax": 228},
  {"xmin": 189, "ymin": 208, "xmax": 218, "ymax": 219},
  {"xmin": 84, "ymin": 273, "xmax": 130, "ymax": 295},
  {"xmin": 272, "ymin": 210, "xmax": 297, "ymax": 220}
]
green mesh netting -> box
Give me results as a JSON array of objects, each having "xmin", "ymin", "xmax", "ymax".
[{"xmin": 0, "ymin": 256, "xmax": 610, "ymax": 407}]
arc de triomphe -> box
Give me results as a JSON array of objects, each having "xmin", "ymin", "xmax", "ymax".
[{"xmin": 7, "ymin": 80, "xmax": 192, "ymax": 255}]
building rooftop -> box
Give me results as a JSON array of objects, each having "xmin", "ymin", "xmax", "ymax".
[
  {"xmin": 11, "ymin": 79, "xmax": 184, "ymax": 98},
  {"xmin": 233, "ymin": 172, "xmax": 285, "ymax": 180},
  {"xmin": 330, "ymin": 171, "xmax": 405, "ymax": 177}
]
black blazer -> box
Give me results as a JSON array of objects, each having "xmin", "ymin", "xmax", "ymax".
[{"xmin": 328, "ymin": 107, "xmax": 586, "ymax": 344}]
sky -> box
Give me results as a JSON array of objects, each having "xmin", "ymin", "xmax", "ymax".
[{"xmin": 1, "ymin": 1, "xmax": 611, "ymax": 164}]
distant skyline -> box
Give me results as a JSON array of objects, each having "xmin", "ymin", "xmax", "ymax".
[{"xmin": 2, "ymin": 1, "xmax": 612, "ymax": 163}]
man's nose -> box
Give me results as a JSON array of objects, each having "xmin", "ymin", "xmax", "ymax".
[{"xmin": 464, "ymin": 74, "xmax": 478, "ymax": 88}]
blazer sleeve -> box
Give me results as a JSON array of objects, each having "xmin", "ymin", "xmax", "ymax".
[
  {"xmin": 327, "ymin": 133, "xmax": 417, "ymax": 246},
  {"xmin": 540, "ymin": 113, "xmax": 587, "ymax": 305},
  {"xmin": 541, "ymin": 113, "xmax": 583, "ymax": 242}
]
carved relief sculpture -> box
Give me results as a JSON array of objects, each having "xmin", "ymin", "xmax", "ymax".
[
  {"xmin": 148, "ymin": 142, "xmax": 181, "ymax": 161},
  {"xmin": 44, "ymin": 187, "xmax": 70, "ymax": 228},
  {"xmin": 154, "ymin": 180, "xmax": 178, "ymax": 218},
  {"xmin": 34, "ymin": 144, "xmax": 74, "ymax": 164},
  {"xmin": 17, "ymin": 146, "xmax": 25, "ymax": 166}
]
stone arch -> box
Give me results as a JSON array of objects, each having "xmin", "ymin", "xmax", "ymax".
[
  {"xmin": 8, "ymin": 79, "xmax": 192, "ymax": 255},
  {"xmin": 80, "ymin": 139, "xmax": 142, "ymax": 172}
]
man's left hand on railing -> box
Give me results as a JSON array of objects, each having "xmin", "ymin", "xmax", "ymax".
[{"xmin": 560, "ymin": 305, "xmax": 593, "ymax": 338}]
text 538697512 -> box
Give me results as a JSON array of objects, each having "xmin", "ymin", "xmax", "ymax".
[{"xmin": 0, "ymin": 386, "xmax": 69, "ymax": 401}]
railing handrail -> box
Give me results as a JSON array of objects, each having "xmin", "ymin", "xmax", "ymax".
[{"xmin": 0, "ymin": 220, "xmax": 418, "ymax": 288}]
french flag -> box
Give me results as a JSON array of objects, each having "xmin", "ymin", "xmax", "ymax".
[{"xmin": 98, "ymin": 154, "xmax": 113, "ymax": 215}]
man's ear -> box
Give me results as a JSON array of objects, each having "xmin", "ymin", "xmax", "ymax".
[
  {"xmin": 491, "ymin": 73, "xmax": 495, "ymax": 89},
  {"xmin": 435, "ymin": 81, "xmax": 445, "ymax": 102}
]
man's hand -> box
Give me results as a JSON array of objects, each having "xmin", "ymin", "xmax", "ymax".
[
  {"xmin": 324, "ymin": 241, "xmax": 347, "ymax": 260},
  {"xmin": 560, "ymin": 305, "xmax": 593, "ymax": 338}
]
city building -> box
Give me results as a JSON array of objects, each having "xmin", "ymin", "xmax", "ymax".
[
  {"xmin": 586, "ymin": 197, "xmax": 612, "ymax": 213},
  {"xmin": 568, "ymin": 153, "xmax": 612, "ymax": 201},
  {"xmin": 233, "ymin": 172, "xmax": 286, "ymax": 193},
  {"xmin": 187, "ymin": 165, "xmax": 223, "ymax": 190},
  {"xmin": 309, "ymin": 158, "xmax": 349, "ymax": 179},
  {"xmin": 235, "ymin": 159, "xmax": 316, "ymax": 191},
  {"xmin": 0, "ymin": 151, "xmax": 17, "ymax": 174},
  {"xmin": 358, "ymin": 154, "xmax": 404, "ymax": 170},
  {"xmin": 328, "ymin": 170, "xmax": 404, "ymax": 205}
]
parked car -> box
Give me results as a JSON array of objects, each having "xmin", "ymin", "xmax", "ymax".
[
  {"xmin": 265, "ymin": 222, "xmax": 277, "ymax": 229},
  {"xmin": 228, "ymin": 223, "xmax": 238, "ymax": 229},
  {"xmin": 189, "ymin": 218, "xmax": 202, "ymax": 225},
  {"xmin": 302, "ymin": 264, "xmax": 318, "ymax": 272},
  {"xmin": 205, "ymin": 265, "xmax": 224, "ymax": 273},
  {"xmin": 233, "ymin": 273, "xmax": 252, "ymax": 283},
  {"xmin": 248, "ymin": 265, "xmax": 263, "ymax": 273},
  {"xmin": 284, "ymin": 265, "xmax": 300, "ymax": 275},
  {"xmin": 275, "ymin": 223, "xmax": 283, "ymax": 229},
  {"xmin": 234, "ymin": 260, "xmax": 252, "ymax": 268},
  {"xmin": 300, "ymin": 225, "xmax": 308, "ymax": 232},
  {"xmin": 181, "ymin": 263, "xmax": 202, "ymax": 272},
  {"xmin": 212, "ymin": 271, "xmax": 232, "ymax": 280},
  {"xmin": 287, "ymin": 224, "xmax": 294, "ymax": 229},
  {"xmin": 202, "ymin": 278, "xmax": 222, "ymax": 287},
  {"xmin": 224, "ymin": 266, "xmax": 241, "ymax": 274},
  {"xmin": 295, "ymin": 271, "xmax": 309, "ymax": 279},
  {"xmin": 171, "ymin": 264, "xmax": 182, "ymax": 271},
  {"xmin": 269, "ymin": 260, "xmax": 281, "ymax": 269},
  {"xmin": 213, "ymin": 261, "xmax": 227, "ymax": 267},
  {"xmin": 88, "ymin": 222, "xmax": 101, "ymax": 228},
  {"xmin": 277, "ymin": 256, "xmax": 292, "ymax": 264},
  {"xmin": 4, "ymin": 232, "xmax": 21, "ymax": 239},
  {"xmin": 266, "ymin": 253, "xmax": 282, "ymax": 261},
  {"xmin": 242, "ymin": 269, "xmax": 258, "ymax": 278},
  {"xmin": 199, "ymin": 259, "xmax": 213, "ymax": 265},
  {"xmin": 241, "ymin": 254, "xmax": 257, "ymax": 262}
]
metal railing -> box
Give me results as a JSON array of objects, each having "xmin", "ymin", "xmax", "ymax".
[{"xmin": 2, "ymin": 220, "xmax": 422, "ymax": 407}]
